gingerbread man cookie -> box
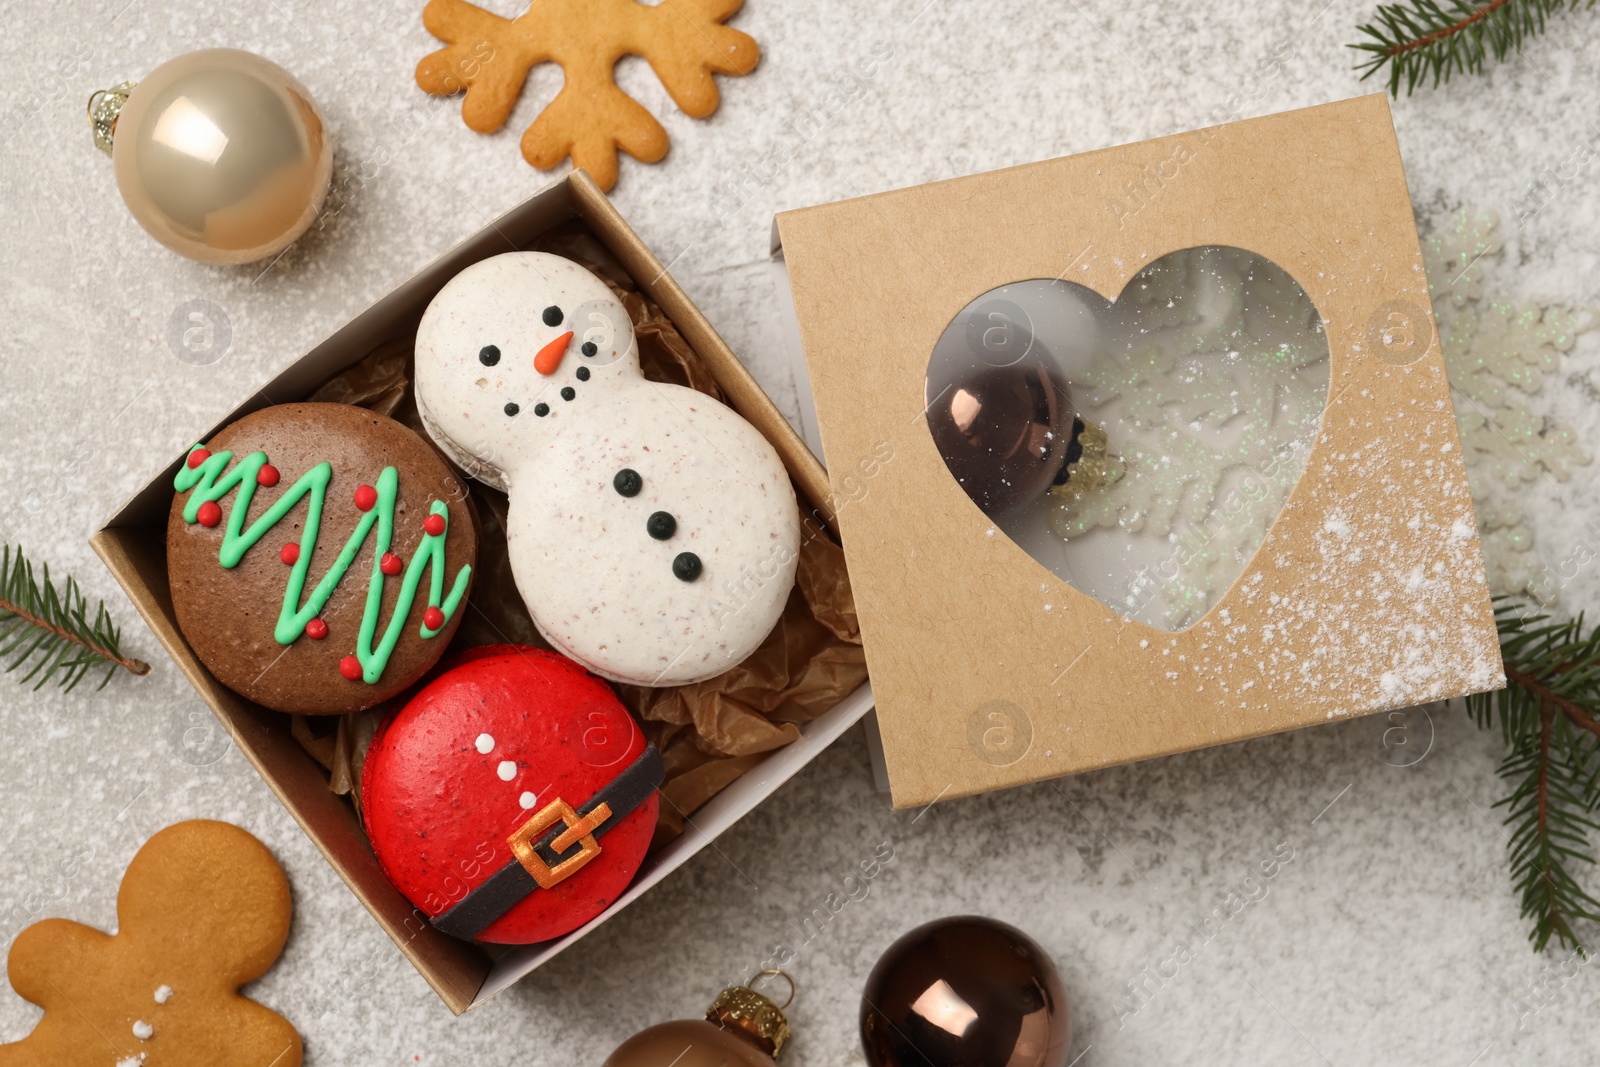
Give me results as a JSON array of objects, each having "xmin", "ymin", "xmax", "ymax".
[{"xmin": 0, "ymin": 820, "xmax": 301, "ymax": 1067}]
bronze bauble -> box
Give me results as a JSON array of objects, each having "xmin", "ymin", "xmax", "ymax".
[
  {"xmin": 925, "ymin": 356, "xmax": 1070, "ymax": 517},
  {"xmin": 604, "ymin": 1021, "xmax": 778, "ymax": 1067},
  {"xmin": 861, "ymin": 916, "xmax": 1070, "ymax": 1067},
  {"xmin": 926, "ymin": 293, "xmax": 1072, "ymax": 517},
  {"xmin": 605, "ymin": 974, "xmax": 793, "ymax": 1067}
]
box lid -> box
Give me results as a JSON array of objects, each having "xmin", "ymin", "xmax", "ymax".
[{"xmin": 773, "ymin": 95, "xmax": 1503, "ymax": 809}]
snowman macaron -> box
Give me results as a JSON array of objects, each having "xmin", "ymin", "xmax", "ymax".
[{"xmin": 414, "ymin": 252, "xmax": 800, "ymax": 687}]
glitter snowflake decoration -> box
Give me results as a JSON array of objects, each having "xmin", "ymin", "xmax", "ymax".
[
  {"xmin": 1047, "ymin": 218, "xmax": 1594, "ymax": 625},
  {"xmin": 1422, "ymin": 208, "xmax": 1595, "ymax": 602},
  {"xmin": 1049, "ymin": 247, "xmax": 1328, "ymax": 628}
]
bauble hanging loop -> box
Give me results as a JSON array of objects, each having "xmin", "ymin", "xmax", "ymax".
[
  {"xmin": 707, "ymin": 971, "xmax": 794, "ymax": 1058},
  {"xmin": 88, "ymin": 48, "xmax": 333, "ymax": 265},
  {"xmin": 87, "ymin": 81, "xmax": 135, "ymax": 155}
]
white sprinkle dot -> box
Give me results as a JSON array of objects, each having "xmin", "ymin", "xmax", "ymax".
[
  {"xmin": 497, "ymin": 760, "xmax": 516, "ymax": 781},
  {"xmin": 475, "ymin": 734, "xmax": 494, "ymax": 754},
  {"xmin": 133, "ymin": 1020, "xmax": 153, "ymax": 1040},
  {"xmin": 519, "ymin": 791, "xmax": 538, "ymax": 809},
  {"xmin": 154, "ymin": 985, "xmax": 172, "ymax": 1004}
]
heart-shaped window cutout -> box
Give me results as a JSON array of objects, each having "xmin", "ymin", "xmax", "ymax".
[{"xmin": 926, "ymin": 246, "xmax": 1330, "ymax": 631}]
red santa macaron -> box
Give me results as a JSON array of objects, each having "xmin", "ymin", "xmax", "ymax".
[{"xmin": 362, "ymin": 645, "xmax": 660, "ymax": 944}]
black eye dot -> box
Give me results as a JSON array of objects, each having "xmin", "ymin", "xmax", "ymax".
[
  {"xmin": 672, "ymin": 552, "xmax": 702, "ymax": 582},
  {"xmin": 581, "ymin": 342, "xmax": 598, "ymax": 357},
  {"xmin": 647, "ymin": 511, "xmax": 676, "ymax": 540},
  {"xmin": 503, "ymin": 402, "xmax": 519, "ymax": 417},
  {"xmin": 575, "ymin": 367, "xmax": 590, "ymax": 382},
  {"xmin": 534, "ymin": 402, "xmax": 549, "ymax": 417},
  {"xmin": 542, "ymin": 306, "xmax": 563, "ymax": 327},
  {"xmin": 613, "ymin": 469, "xmax": 642, "ymax": 497},
  {"xmin": 561, "ymin": 386, "xmax": 576, "ymax": 401},
  {"xmin": 479, "ymin": 345, "xmax": 500, "ymax": 367}
]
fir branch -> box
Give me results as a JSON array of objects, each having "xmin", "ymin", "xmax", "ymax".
[
  {"xmin": 1506, "ymin": 663, "xmax": 1600, "ymax": 742},
  {"xmin": 1351, "ymin": 0, "xmax": 1597, "ymax": 97},
  {"xmin": 0, "ymin": 545, "xmax": 149, "ymax": 692},
  {"xmin": 1471, "ymin": 598, "xmax": 1600, "ymax": 951}
]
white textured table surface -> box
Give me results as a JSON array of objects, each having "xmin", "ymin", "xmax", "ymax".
[{"xmin": 4, "ymin": 1, "xmax": 1600, "ymax": 1064}]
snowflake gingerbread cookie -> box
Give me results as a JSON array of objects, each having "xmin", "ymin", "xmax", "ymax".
[
  {"xmin": 413, "ymin": 252, "xmax": 800, "ymax": 687},
  {"xmin": 416, "ymin": 0, "xmax": 759, "ymax": 190}
]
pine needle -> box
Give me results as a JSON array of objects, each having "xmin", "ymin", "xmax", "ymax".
[
  {"xmin": 1470, "ymin": 598, "xmax": 1600, "ymax": 951},
  {"xmin": 1351, "ymin": 0, "xmax": 1597, "ymax": 97},
  {"xmin": 0, "ymin": 545, "xmax": 149, "ymax": 692}
]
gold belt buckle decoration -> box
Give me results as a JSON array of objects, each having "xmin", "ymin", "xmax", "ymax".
[{"xmin": 507, "ymin": 798, "xmax": 613, "ymax": 890}]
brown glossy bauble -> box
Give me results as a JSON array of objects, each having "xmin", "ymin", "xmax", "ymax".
[
  {"xmin": 925, "ymin": 357, "xmax": 1070, "ymax": 518},
  {"xmin": 861, "ymin": 916, "xmax": 1070, "ymax": 1067},
  {"xmin": 109, "ymin": 49, "xmax": 332, "ymax": 264}
]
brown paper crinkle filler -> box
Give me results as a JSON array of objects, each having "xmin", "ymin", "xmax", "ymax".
[
  {"xmin": 300, "ymin": 221, "xmax": 866, "ymax": 843},
  {"xmin": 623, "ymin": 530, "xmax": 866, "ymax": 839}
]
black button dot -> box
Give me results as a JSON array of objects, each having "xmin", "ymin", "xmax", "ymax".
[
  {"xmin": 503, "ymin": 402, "xmax": 519, "ymax": 417},
  {"xmin": 534, "ymin": 402, "xmax": 550, "ymax": 417},
  {"xmin": 542, "ymin": 306, "xmax": 564, "ymax": 327},
  {"xmin": 581, "ymin": 342, "xmax": 598, "ymax": 357},
  {"xmin": 575, "ymin": 366, "xmax": 591, "ymax": 382},
  {"xmin": 613, "ymin": 469, "xmax": 642, "ymax": 497},
  {"xmin": 479, "ymin": 345, "xmax": 500, "ymax": 367},
  {"xmin": 672, "ymin": 552, "xmax": 702, "ymax": 582},
  {"xmin": 647, "ymin": 512, "xmax": 676, "ymax": 540},
  {"xmin": 561, "ymin": 386, "xmax": 576, "ymax": 401}
]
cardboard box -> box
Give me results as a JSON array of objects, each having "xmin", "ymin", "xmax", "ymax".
[
  {"xmin": 773, "ymin": 95, "xmax": 1503, "ymax": 809},
  {"xmin": 91, "ymin": 171, "xmax": 874, "ymax": 1014}
]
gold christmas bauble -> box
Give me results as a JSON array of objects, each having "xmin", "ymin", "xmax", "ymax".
[{"xmin": 93, "ymin": 48, "xmax": 332, "ymax": 265}]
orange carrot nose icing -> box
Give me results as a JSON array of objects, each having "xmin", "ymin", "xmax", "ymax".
[{"xmin": 535, "ymin": 330, "xmax": 574, "ymax": 375}]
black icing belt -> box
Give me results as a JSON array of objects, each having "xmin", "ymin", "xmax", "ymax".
[{"xmin": 432, "ymin": 742, "xmax": 663, "ymax": 941}]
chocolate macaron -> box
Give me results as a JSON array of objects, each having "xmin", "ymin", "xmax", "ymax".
[{"xmin": 166, "ymin": 402, "xmax": 476, "ymax": 714}]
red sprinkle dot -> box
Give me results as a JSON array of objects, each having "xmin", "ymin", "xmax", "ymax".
[
  {"xmin": 380, "ymin": 552, "xmax": 403, "ymax": 576},
  {"xmin": 423, "ymin": 514, "xmax": 446, "ymax": 537},
  {"xmin": 279, "ymin": 543, "xmax": 300, "ymax": 566},
  {"xmin": 305, "ymin": 618, "xmax": 328, "ymax": 640},
  {"xmin": 339, "ymin": 656, "xmax": 362, "ymax": 681},
  {"xmin": 256, "ymin": 464, "xmax": 280, "ymax": 487},
  {"xmin": 354, "ymin": 485, "xmax": 378, "ymax": 512},
  {"xmin": 186, "ymin": 448, "xmax": 211, "ymax": 469},
  {"xmin": 423, "ymin": 607, "xmax": 446, "ymax": 631},
  {"xmin": 196, "ymin": 501, "xmax": 222, "ymax": 527}
]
